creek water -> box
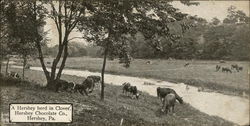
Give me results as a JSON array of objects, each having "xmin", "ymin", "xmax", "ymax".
[{"xmin": 12, "ymin": 66, "xmax": 249, "ymax": 125}]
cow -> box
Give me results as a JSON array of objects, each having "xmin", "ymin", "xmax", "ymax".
[
  {"xmin": 231, "ymin": 64, "xmax": 238, "ymax": 70},
  {"xmin": 156, "ymin": 87, "xmax": 183, "ymax": 104},
  {"xmin": 87, "ymin": 75, "xmax": 101, "ymax": 88},
  {"xmin": 54, "ymin": 79, "xmax": 75, "ymax": 92},
  {"xmin": 9, "ymin": 72, "xmax": 20, "ymax": 79},
  {"xmin": 238, "ymin": 66, "xmax": 243, "ymax": 71},
  {"xmin": 222, "ymin": 67, "xmax": 232, "ymax": 73},
  {"xmin": 161, "ymin": 93, "xmax": 176, "ymax": 114},
  {"xmin": 73, "ymin": 77, "xmax": 95, "ymax": 96},
  {"xmin": 122, "ymin": 82, "xmax": 140, "ymax": 99},
  {"xmin": 216, "ymin": 65, "xmax": 221, "ymax": 72},
  {"xmin": 122, "ymin": 82, "xmax": 130, "ymax": 93},
  {"xmin": 146, "ymin": 61, "xmax": 152, "ymax": 64},
  {"xmin": 25, "ymin": 64, "xmax": 31, "ymax": 69},
  {"xmin": 184, "ymin": 63, "xmax": 190, "ymax": 67}
]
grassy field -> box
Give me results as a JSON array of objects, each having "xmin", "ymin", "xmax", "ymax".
[
  {"xmin": 27, "ymin": 57, "xmax": 249, "ymax": 95},
  {"xmin": 0, "ymin": 68, "xmax": 236, "ymax": 126}
]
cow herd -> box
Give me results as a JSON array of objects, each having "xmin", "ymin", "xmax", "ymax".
[
  {"xmin": 54, "ymin": 76, "xmax": 184, "ymax": 115},
  {"xmin": 216, "ymin": 64, "xmax": 243, "ymax": 73},
  {"xmin": 7, "ymin": 71, "xmax": 21, "ymax": 79},
  {"xmin": 54, "ymin": 75, "xmax": 101, "ymax": 96}
]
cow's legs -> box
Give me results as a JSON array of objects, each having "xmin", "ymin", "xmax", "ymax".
[
  {"xmin": 79, "ymin": 90, "xmax": 85, "ymax": 96},
  {"xmin": 83, "ymin": 89, "xmax": 89, "ymax": 96}
]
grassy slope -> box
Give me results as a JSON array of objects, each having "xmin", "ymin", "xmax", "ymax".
[
  {"xmin": 27, "ymin": 57, "xmax": 250, "ymax": 95},
  {"xmin": 0, "ymin": 69, "xmax": 236, "ymax": 126}
]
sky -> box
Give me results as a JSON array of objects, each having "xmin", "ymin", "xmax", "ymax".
[
  {"xmin": 46, "ymin": 1, "xmax": 250, "ymax": 47},
  {"xmin": 171, "ymin": 1, "xmax": 249, "ymax": 21}
]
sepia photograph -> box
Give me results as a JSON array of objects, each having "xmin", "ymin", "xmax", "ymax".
[{"xmin": 0, "ymin": 0, "xmax": 249, "ymax": 125}]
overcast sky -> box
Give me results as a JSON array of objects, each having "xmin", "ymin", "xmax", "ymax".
[
  {"xmin": 171, "ymin": 1, "xmax": 249, "ymax": 21},
  {"xmin": 46, "ymin": 1, "xmax": 249, "ymax": 47}
]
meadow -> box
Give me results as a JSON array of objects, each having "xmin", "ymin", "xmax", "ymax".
[
  {"xmin": 0, "ymin": 68, "xmax": 236, "ymax": 126},
  {"xmin": 28, "ymin": 57, "xmax": 249, "ymax": 95}
]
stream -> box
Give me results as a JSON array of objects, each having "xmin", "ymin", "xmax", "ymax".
[{"xmin": 12, "ymin": 66, "xmax": 249, "ymax": 125}]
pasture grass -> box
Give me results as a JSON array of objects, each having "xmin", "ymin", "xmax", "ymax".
[
  {"xmin": 0, "ymin": 68, "xmax": 236, "ymax": 126},
  {"xmin": 26, "ymin": 57, "xmax": 250, "ymax": 96}
]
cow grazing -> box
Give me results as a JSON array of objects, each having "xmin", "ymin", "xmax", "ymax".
[
  {"xmin": 216, "ymin": 65, "xmax": 221, "ymax": 72},
  {"xmin": 54, "ymin": 79, "xmax": 75, "ymax": 92},
  {"xmin": 25, "ymin": 64, "xmax": 31, "ymax": 69},
  {"xmin": 161, "ymin": 93, "xmax": 176, "ymax": 114},
  {"xmin": 122, "ymin": 82, "xmax": 131, "ymax": 94},
  {"xmin": 222, "ymin": 67, "xmax": 232, "ymax": 73},
  {"xmin": 146, "ymin": 61, "xmax": 152, "ymax": 64},
  {"xmin": 184, "ymin": 63, "xmax": 190, "ymax": 67},
  {"xmin": 231, "ymin": 64, "xmax": 238, "ymax": 70},
  {"xmin": 73, "ymin": 78, "xmax": 95, "ymax": 96},
  {"xmin": 73, "ymin": 83, "xmax": 90, "ymax": 96},
  {"xmin": 9, "ymin": 72, "xmax": 20, "ymax": 79},
  {"xmin": 122, "ymin": 82, "xmax": 140, "ymax": 99},
  {"xmin": 87, "ymin": 75, "xmax": 101, "ymax": 88},
  {"xmin": 238, "ymin": 67, "xmax": 243, "ymax": 71},
  {"xmin": 231, "ymin": 64, "xmax": 243, "ymax": 72},
  {"xmin": 157, "ymin": 87, "xmax": 183, "ymax": 104},
  {"xmin": 82, "ymin": 77, "xmax": 95, "ymax": 93}
]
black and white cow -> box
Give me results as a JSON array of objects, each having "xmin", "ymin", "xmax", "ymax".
[
  {"xmin": 9, "ymin": 72, "xmax": 20, "ymax": 79},
  {"xmin": 73, "ymin": 77, "xmax": 95, "ymax": 96},
  {"xmin": 122, "ymin": 82, "xmax": 140, "ymax": 99}
]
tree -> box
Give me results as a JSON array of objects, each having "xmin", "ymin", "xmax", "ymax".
[
  {"xmin": 4, "ymin": 1, "xmax": 45, "ymax": 79},
  {"xmin": 78, "ymin": 0, "xmax": 135, "ymax": 100},
  {"xmin": 0, "ymin": 0, "xmax": 13, "ymax": 75},
  {"xmin": 201, "ymin": 6, "xmax": 250, "ymax": 60},
  {"xmin": 78, "ymin": 0, "xmax": 196, "ymax": 100},
  {"xmin": 223, "ymin": 6, "xmax": 250, "ymax": 24},
  {"xmin": 211, "ymin": 17, "xmax": 220, "ymax": 25},
  {"xmin": 230, "ymin": 25, "xmax": 250, "ymax": 60},
  {"xmin": 6, "ymin": 0, "xmax": 95, "ymax": 89}
]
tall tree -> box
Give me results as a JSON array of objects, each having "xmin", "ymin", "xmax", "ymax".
[
  {"xmin": 6, "ymin": 0, "xmax": 94, "ymax": 89},
  {"xmin": 223, "ymin": 5, "xmax": 250, "ymax": 24},
  {"xmin": 78, "ymin": 0, "xmax": 197, "ymax": 100},
  {"xmin": 78, "ymin": 0, "xmax": 134, "ymax": 100},
  {"xmin": 0, "ymin": 0, "xmax": 9, "ymax": 73},
  {"xmin": 4, "ymin": 1, "xmax": 45, "ymax": 79}
]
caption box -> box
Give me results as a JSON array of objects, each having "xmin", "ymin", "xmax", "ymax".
[{"xmin": 9, "ymin": 103, "xmax": 72, "ymax": 123}]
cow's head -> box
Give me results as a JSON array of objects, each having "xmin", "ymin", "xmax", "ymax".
[{"xmin": 179, "ymin": 97, "xmax": 184, "ymax": 104}]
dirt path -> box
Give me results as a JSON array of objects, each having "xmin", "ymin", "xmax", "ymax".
[{"xmin": 12, "ymin": 66, "xmax": 250, "ymax": 125}]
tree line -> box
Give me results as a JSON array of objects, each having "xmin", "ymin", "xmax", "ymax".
[
  {"xmin": 2, "ymin": 0, "xmax": 247, "ymax": 100},
  {"xmin": 129, "ymin": 6, "xmax": 250, "ymax": 60},
  {"xmin": 43, "ymin": 5, "xmax": 250, "ymax": 61}
]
